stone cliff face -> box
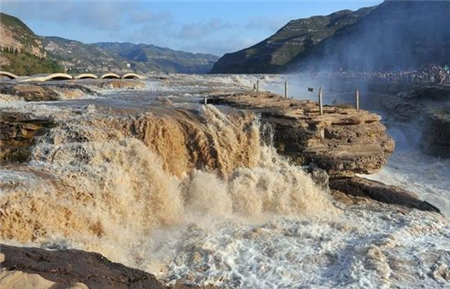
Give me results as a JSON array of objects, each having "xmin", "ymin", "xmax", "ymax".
[
  {"xmin": 0, "ymin": 13, "xmax": 63, "ymax": 75},
  {"xmin": 0, "ymin": 13, "xmax": 46, "ymax": 59}
]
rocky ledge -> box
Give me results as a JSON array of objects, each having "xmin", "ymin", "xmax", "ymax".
[
  {"xmin": 210, "ymin": 92, "xmax": 395, "ymax": 177},
  {"xmin": 0, "ymin": 244, "xmax": 165, "ymax": 289},
  {"xmin": 0, "ymin": 244, "xmax": 218, "ymax": 289},
  {"xmin": 329, "ymin": 176, "xmax": 440, "ymax": 213},
  {"xmin": 210, "ymin": 92, "xmax": 441, "ymax": 213}
]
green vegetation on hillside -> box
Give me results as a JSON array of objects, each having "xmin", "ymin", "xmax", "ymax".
[
  {"xmin": 0, "ymin": 12, "xmax": 63, "ymax": 75},
  {"xmin": 0, "ymin": 50, "xmax": 63, "ymax": 75}
]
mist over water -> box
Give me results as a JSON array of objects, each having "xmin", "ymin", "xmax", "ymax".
[{"xmin": 293, "ymin": 1, "xmax": 450, "ymax": 72}]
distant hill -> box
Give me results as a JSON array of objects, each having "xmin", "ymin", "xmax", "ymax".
[
  {"xmin": 210, "ymin": 7, "xmax": 374, "ymax": 73},
  {"xmin": 94, "ymin": 42, "xmax": 218, "ymax": 74},
  {"xmin": 42, "ymin": 37, "xmax": 130, "ymax": 74},
  {"xmin": 0, "ymin": 12, "xmax": 218, "ymax": 75},
  {"xmin": 0, "ymin": 13, "xmax": 63, "ymax": 75},
  {"xmin": 211, "ymin": 1, "xmax": 450, "ymax": 73},
  {"xmin": 43, "ymin": 38, "xmax": 218, "ymax": 74}
]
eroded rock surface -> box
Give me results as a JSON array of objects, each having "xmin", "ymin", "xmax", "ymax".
[
  {"xmin": 0, "ymin": 244, "xmax": 166, "ymax": 289},
  {"xmin": 330, "ymin": 177, "xmax": 441, "ymax": 213},
  {"xmin": 210, "ymin": 92, "xmax": 395, "ymax": 177},
  {"xmin": 0, "ymin": 112, "xmax": 53, "ymax": 163},
  {"xmin": 0, "ymin": 244, "xmax": 220, "ymax": 289}
]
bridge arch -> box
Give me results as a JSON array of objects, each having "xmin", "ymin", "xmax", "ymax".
[
  {"xmin": 101, "ymin": 73, "xmax": 121, "ymax": 79},
  {"xmin": 122, "ymin": 73, "xmax": 144, "ymax": 80},
  {"xmin": 74, "ymin": 73, "xmax": 98, "ymax": 80},
  {"xmin": 46, "ymin": 73, "xmax": 73, "ymax": 81},
  {"xmin": 19, "ymin": 73, "xmax": 73, "ymax": 82},
  {"xmin": 0, "ymin": 71, "xmax": 19, "ymax": 79}
]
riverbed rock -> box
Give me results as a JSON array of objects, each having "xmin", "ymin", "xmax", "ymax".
[
  {"xmin": 329, "ymin": 176, "xmax": 441, "ymax": 213},
  {"xmin": 0, "ymin": 82, "xmax": 97, "ymax": 101},
  {"xmin": 306, "ymin": 163, "xmax": 329, "ymax": 189},
  {"xmin": 0, "ymin": 244, "xmax": 166, "ymax": 289},
  {"xmin": 424, "ymin": 110, "xmax": 450, "ymax": 158},
  {"xmin": 0, "ymin": 112, "xmax": 53, "ymax": 163},
  {"xmin": 210, "ymin": 92, "xmax": 395, "ymax": 177}
]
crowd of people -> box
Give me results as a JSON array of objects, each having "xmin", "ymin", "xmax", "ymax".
[{"xmin": 312, "ymin": 64, "xmax": 450, "ymax": 84}]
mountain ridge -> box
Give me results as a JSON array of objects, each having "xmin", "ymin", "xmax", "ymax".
[
  {"xmin": 93, "ymin": 42, "xmax": 218, "ymax": 74},
  {"xmin": 211, "ymin": 1, "xmax": 450, "ymax": 73},
  {"xmin": 0, "ymin": 12, "xmax": 219, "ymax": 75},
  {"xmin": 210, "ymin": 7, "xmax": 375, "ymax": 73}
]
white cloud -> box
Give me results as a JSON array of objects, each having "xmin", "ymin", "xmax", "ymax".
[{"xmin": 177, "ymin": 18, "xmax": 233, "ymax": 40}]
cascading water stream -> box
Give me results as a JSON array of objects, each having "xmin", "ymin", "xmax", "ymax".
[{"xmin": 0, "ymin": 103, "xmax": 336, "ymax": 271}]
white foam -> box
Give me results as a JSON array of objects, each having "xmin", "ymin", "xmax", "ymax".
[
  {"xmin": 364, "ymin": 150, "xmax": 450, "ymax": 218},
  {"xmin": 156, "ymin": 207, "xmax": 449, "ymax": 289}
]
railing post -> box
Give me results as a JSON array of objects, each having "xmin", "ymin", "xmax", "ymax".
[
  {"xmin": 355, "ymin": 89, "xmax": 360, "ymax": 110},
  {"xmin": 318, "ymin": 87, "xmax": 323, "ymax": 115},
  {"xmin": 256, "ymin": 80, "xmax": 260, "ymax": 95},
  {"xmin": 285, "ymin": 81, "xmax": 288, "ymax": 98},
  {"xmin": 204, "ymin": 97, "xmax": 207, "ymax": 105}
]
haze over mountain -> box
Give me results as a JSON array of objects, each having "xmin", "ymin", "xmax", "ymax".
[
  {"xmin": 0, "ymin": 12, "xmax": 218, "ymax": 75},
  {"xmin": 94, "ymin": 42, "xmax": 218, "ymax": 74},
  {"xmin": 211, "ymin": 1, "xmax": 450, "ymax": 73}
]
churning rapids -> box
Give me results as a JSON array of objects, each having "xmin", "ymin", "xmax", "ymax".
[{"xmin": 1, "ymin": 74, "xmax": 450, "ymax": 288}]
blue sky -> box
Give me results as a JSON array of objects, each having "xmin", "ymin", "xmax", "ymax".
[{"xmin": 0, "ymin": 1, "xmax": 382, "ymax": 56}]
